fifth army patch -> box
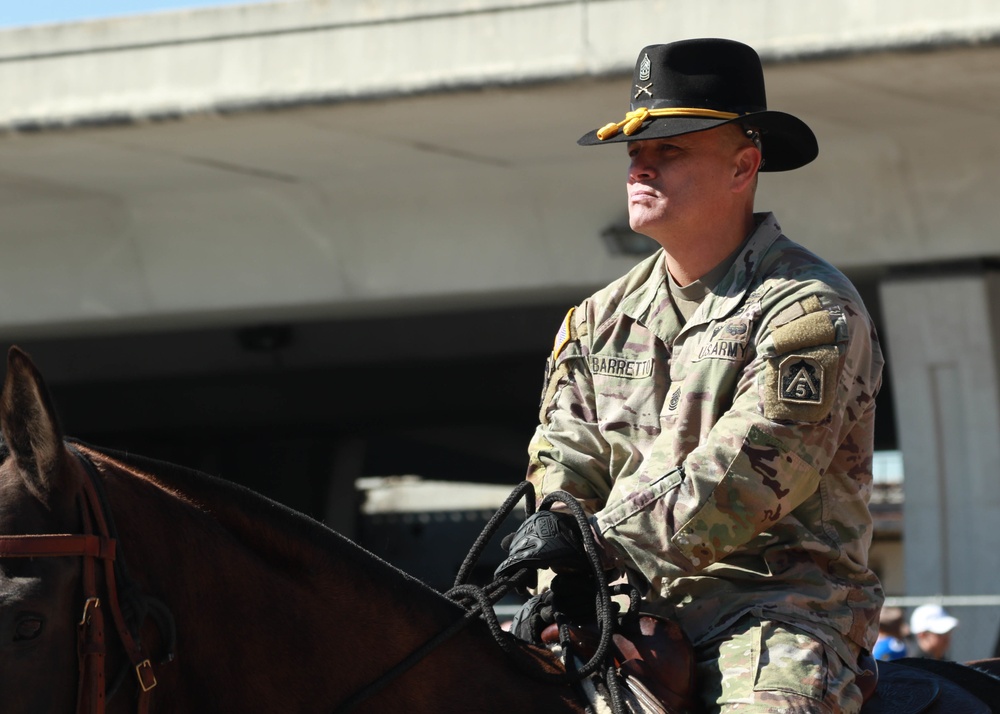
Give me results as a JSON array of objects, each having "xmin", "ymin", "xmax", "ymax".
[{"xmin": 778, "ymin": 355, "xmax": 823, "ymax": 404}]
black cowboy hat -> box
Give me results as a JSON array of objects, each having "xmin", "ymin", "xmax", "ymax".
[{"xmin": 578, "ymin": 38, "xmax": 818, "ymax": 171}]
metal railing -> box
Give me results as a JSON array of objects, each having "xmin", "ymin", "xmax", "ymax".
[{"xmin": 884, "ymin": 595, "xmax": 1000, "ymax": 608}]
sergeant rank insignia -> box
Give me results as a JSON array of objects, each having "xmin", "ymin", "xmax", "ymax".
[
  {"xmin": 778, "ymin": 356, "xmax": 823, "ymax": 404},
  {"xmin": 635, "ymin": 53, "xmax": 652, "ymax": 98}
]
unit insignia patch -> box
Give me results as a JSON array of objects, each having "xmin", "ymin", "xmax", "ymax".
[
  {"xmin": 778, "ymin": 356, "xmax": 823, "ymax": 404},
  {"xmin": 763, "ymin": 345, "xmax": 838, "ymax": 423}
]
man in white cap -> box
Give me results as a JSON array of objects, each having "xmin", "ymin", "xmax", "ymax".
[{"xmin": 910, "ymin": 604, "xmax": 959, "ymax": 660}]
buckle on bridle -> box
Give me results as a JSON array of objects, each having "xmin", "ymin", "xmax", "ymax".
[
  {"xmin": 79, "ymin": 597, "xmax": 101, "ymax": 626},
  {"xmin": 136, "ymin": 659, "xmax": 157, "ymax": 692}
]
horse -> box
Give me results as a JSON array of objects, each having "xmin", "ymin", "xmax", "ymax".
[
  {"xmin": 0, "ymin": 347, "xmax": 584, "ymax": 713},
  {"xmin": 0, "ymin": 344, "xmax": 999, "ymax": 714}
]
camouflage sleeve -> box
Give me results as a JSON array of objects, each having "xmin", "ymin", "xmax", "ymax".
[
  {"xmin": 595, "ymin": 291, "xmax": 881, "ymax": 587},
  {"xmin": 526, "ymin": 305, "xmax": 613, "ymax": 516}
]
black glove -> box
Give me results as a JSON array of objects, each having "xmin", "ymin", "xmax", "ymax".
[
  {"xmin": 507, "ymin": 574, "xmax": 611, "ymax": 644},
  {"xmin": 548, "ymin": 572, "xmax": 604, "ymax": 620},
  {"xmin": 494, "ymin": 510, "xmax": 588, "ymax": 581},
  {"xmin": 508, "ymin": 590, "xmax": 556, "ymax": 644}
]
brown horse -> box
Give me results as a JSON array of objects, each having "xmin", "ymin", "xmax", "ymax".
[
  {"xmin": 1, "ymin": 344, "xmax": 999, "ymax": 714},
  {"xmin": 0, "ymin": 347, "xmax": 584, "ymax": 713}
]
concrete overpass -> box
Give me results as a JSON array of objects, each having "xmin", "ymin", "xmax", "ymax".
[{"xmin": 2, "ymin": 0, "xmax": 1000, "ymax": 659}]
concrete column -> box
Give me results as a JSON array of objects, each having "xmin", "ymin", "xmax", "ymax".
[
  {"xmin": 879, "ymin": 263, "xmax": 1000, "ymax": 661},
  {"xmin": 323, "ymin": 437, "xmax": 366, "ymax": 540}
]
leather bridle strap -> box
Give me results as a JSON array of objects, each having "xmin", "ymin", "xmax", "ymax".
[
  {"xmin": 75, "ymin": 454, "xmax": 159, "ymax": 711},
  {"xmin": 78, "ymin": 487, "xmax": 107, "ymax": 714},
  {"xmin": 0, "ymin": 517, "xmax": 116, "ymax": 713},
  {"xmin": 0, "ymin": 449, "xmax": 158, "ymax": 714},
  {"xmin": 0, "ymin": 534, "xmax": 114, "ymax": 558}
]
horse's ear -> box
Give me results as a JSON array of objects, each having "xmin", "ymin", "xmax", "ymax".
[{"xmin": 0, "ymin": 346, "xmax": 69, "ymax": 501}]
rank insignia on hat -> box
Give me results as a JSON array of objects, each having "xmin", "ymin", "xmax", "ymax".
[
  {"xmin": 778, "ymin": 356, "xmax": 823, "ymax": 404},
  {"xmin": 638, "ymin": 53, "xmax": 651, "ymax": 81}
]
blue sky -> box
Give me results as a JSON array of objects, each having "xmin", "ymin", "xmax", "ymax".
[{"xmin": 0, "ymin": 1, "xmax": 274, "ymax": 29}]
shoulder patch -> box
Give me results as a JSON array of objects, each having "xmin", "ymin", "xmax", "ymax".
[
  {"xmin": 771, "ymin": 310, "xmax": 836, "ymax": 355},
  {"xmin": 764, "ymin": 345, "xmax": 839, "ymax": 422},
  {"xmin": 552, "ymin": 307, "xmax": 576, "ymax": 360},
  {"xmin": 779, "ymin": 356, "xmax": 823, "ymax": 404}
]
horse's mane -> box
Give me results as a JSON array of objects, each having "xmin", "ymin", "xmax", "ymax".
[{"xmin": 50, "ymin": 436, "xmax": 462, "ymax": 616}]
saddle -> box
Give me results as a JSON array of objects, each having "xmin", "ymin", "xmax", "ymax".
[
  {"xmin": 540, "ymin": 619, "xmax": 1000, "ymax": 714},
  {"xmin": 540, "ymin": 614, "xmax": 697, "ymax": 714},
  {"xmin": 860, "ymin": 658, "xmax": 998, "ymax": 714}
]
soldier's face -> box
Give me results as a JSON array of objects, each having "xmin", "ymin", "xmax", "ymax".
[{"xmin": 625, "ymin": 126, "xmax": 745, "ymax": 241}]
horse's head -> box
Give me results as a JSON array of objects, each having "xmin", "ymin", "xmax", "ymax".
[{"xmin": 0, "ymin": 347, "xmax": 85, "ymax": 713}]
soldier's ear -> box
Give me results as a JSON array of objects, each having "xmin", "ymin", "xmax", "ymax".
[{"xmin": 731, "ymin": 144, "xmax": 761, "ymax": 193}]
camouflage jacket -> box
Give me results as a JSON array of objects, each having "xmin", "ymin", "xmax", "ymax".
[{"xmin": 527, "ymin": 213, "xmax": 884, "ymax": 667}]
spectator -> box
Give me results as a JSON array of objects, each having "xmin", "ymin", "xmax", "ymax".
[
  {"xmin": 909, "ymin": 604, "xmax": 958, "ymax": 660},
  {"xmin": 872, "ymin": 606, "xmax": 908, "ymax": 661}
]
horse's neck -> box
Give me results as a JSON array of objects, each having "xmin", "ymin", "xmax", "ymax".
[
  {"xmin": 101, "ymin": 448, "xmax": 463, "ymax": 607},
  {"xmin": 97, "ymin": 452, "xmax": 559, "ymax": 711},
  {"xmin": 85, "ymin": 448, "xmax": 583, "ymax": 712}
]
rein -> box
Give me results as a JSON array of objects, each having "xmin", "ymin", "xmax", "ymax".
[
  {"xmin": 0, "ymin": 445, "xmax": 174, "ymax": 714},
  {"xmin": 334, "ymin": 483, "xmax": 630, "ymax": 714},
  {"xmin": 332, "ymin": 483, "xmax": 538, "ymax": 713}
]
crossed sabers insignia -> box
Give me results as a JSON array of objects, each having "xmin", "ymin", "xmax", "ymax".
[{"xmin": 634, "ymin": 83, "xmax": 653, "ymax": 99}]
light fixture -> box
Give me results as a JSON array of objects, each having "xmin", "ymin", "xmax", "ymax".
[
  {"xmin": 600, "ymin": 221, "xmax": 658, "ymax": 256},
  {"xmin": 236, "ymin": 324, "xmax": 293, "ymax": 353}
]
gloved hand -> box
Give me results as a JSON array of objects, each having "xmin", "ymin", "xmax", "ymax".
[
  {"xmin": 494, "ymin": 510, "xmax": 588, "ymax": 581},
  {"xmin": 548, "ymin": 572, "xmax": 604, "ymax": 620},
  {"xmin": 508, "ymin": 590, "xmax": 556, "ymax": 644},
  {"xmin": 507, "ymin": 573, "xmax": 610, "ymax": 644}
]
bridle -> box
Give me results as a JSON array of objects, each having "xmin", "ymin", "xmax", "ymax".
[{"xmin": 0, "ymin": 444, "xmax": 173, "ymax": 714}]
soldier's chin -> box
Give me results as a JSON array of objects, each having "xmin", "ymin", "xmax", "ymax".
[
  {"xmin": 625, "ymin": 213, "xmax": 652, "ymax": 235},
  {"xmin": 625, "ymin": 218, "xmax": 659, "ymax": 243}
]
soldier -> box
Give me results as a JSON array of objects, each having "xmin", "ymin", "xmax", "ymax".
[{"xmin": 497, "ymin": 39, "xmax": 884, "ymax": 713}]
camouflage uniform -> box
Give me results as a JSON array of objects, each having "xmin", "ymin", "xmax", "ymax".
[
  {"xmin": 527, "ymin": 213, "xmax": 883, "ymax": 711},
  {"xmin": 697, "ymin": 616, "xmax": 865, "ymax": 712}
]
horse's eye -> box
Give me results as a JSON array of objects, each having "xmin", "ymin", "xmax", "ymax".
[{"xmin": 14, "ymin": 616, "xmax": 43, "ymax": 641}]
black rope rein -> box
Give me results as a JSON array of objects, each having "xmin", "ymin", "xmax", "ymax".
[
  {"xmin": 333, "ymin": 482, "xmax": 632, "ymax": 713},
  {"xmin": 451, "ymin": 484, "xmax": 633, "ymax": 713}
]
